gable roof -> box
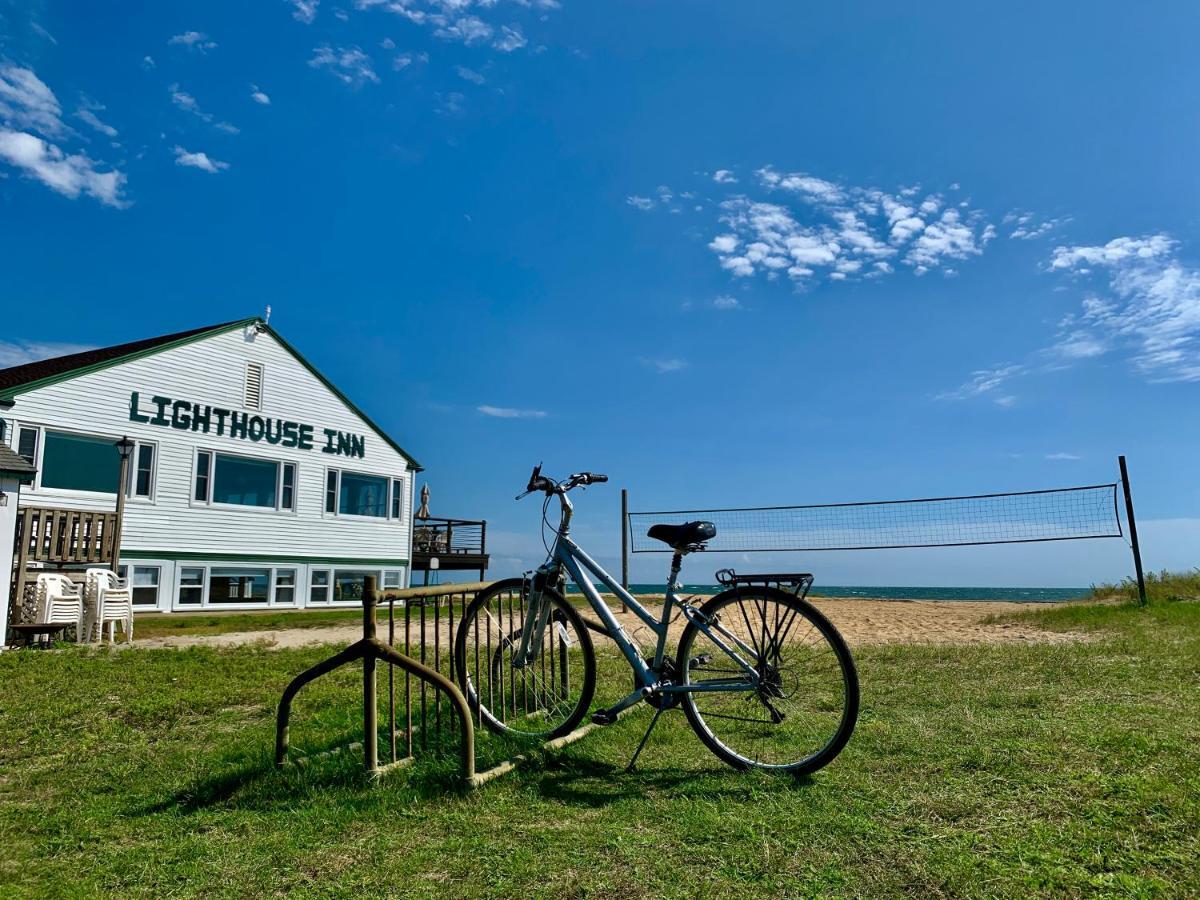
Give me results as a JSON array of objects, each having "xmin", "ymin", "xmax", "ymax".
[
  {"xmin": 0, "ymin": 317, "xmax": 423, "ymax": 471},
  {"xmin": 0, "ymin": 441, "xmax": 36, "ymax": 483}
]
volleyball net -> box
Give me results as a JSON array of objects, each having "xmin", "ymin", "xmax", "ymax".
[{"xmin": 627, "ymin": 483, "xmax": 1123, "ymax": 554}]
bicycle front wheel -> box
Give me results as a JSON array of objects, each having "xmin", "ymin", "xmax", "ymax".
[
  {"xmin": 454, "ymin": 578, "xmax": 596, "ymax": 740},
  {"xmin": 676, "ymin": 587, "xmax": 858, "ymax": 774}
]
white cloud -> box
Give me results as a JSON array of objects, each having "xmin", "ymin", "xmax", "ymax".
[
  {"xmin": 494, "ymin": 24, "xmax": 527, "ymax": 52},
  {"xmin": 173, "ymin": 145, "xmax": 229, "ymax": 173},
  {"xmin": 993, "ymin": 395, "xmax": 1016, "ymax": 408},
  {"xmin": 0, "ymin": 339, "xmax": 96, "ymax": 368},
  {"xmin": 290, "ymin": 0, "xmax": 320, "ymax": 23},
  {"xmin": 308, "ymin": 45, "xmax": 380, "ymax": 86},
  {"xmin": 639, "ymin": 168, "xmax": 995, "ymax": 286},
  {"xmin": 626, "ymin": 195, "xmax": 654, "ymax": 211},
  {"xmin": 477, "ymin": 405, "xmax": 547, "ymax": 419},
  {"xmin": 1045, "ymin": 452, "xmax": 1081, "ymax": 461},
  {"xmin": 434, "ymin": 16, "xmax": 493, "ymax": 45},
  {"xmin": 1005, "ymin": 210, "xmax": 1070, "ymax": 240},
  {"xmin": 169, "ymin": 84, "xmax": 238, "ymax": 132},
  {"xmin": 0, "ymin": 127, "xmax": 127, "ymax": 206},
  {"xmin": 936, "ymin": 364, "xmax": 1026, "ymax": 401},
  {"xmin": 168, "ymin": 31, "xmax": 217, "ymax": 52},
  {"xmin": 0, "ymin": 63, "xmax": 65, "ymax": 137},
  {"xmin": 1050, "ymin": 234, "xmax": 1200, "ymax": 382},
  {"xmin": 646, "ymin": 357, "xmax": 688, "ymax": 373},
  {"xmin": 250, "ymin": 86, "xmax": 271, "ymax": 105},
  {"xmin": 456, "ymin": 65, "xmax": 485, "ymax": 85},
  {"xmin": 75, "ymin": 102, "xmax": 117, "ymax": 138},
  {"xmin": 1050, "ymin": 235, "xmax": 1173, "ymax": 272},
  {"xmin": 712, "ymin": 295, "xmax": 741, "ymax": 310},
  {"xmin": 142, "ymin": 55, "xmax": 156, "ymax": 70}
]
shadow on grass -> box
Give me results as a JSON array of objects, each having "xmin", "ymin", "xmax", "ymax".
[{"xmin": 531, "ymin": 753, "xmax": 814, "ymax": 808}]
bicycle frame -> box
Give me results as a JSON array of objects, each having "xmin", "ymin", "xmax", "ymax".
[{"xmin": 515, "ymin": 490, "xmax": 762, "ymax": 700}]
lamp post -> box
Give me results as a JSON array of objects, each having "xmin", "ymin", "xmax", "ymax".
[{"xmin": 113, "ymin": 436, "xmax": 135, "ymax": 571}]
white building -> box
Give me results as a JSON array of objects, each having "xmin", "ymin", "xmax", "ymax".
[{"xmin": 0, "ymin": 317, "xmax": 421, "ymax": 612}]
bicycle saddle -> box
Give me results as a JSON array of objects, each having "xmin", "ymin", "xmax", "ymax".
[{"xmin": 647, "ymin": 521, "xmax": 717, "ymax": 550}]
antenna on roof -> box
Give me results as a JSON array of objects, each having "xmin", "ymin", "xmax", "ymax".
[{"xmin": 264, "ymin": 305, "xmax": 272, "ymax": 325}]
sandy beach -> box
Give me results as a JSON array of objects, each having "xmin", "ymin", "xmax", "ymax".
[{"xmin": 135, "ymin": 595, "xmax": 1085, "ymax": 651}]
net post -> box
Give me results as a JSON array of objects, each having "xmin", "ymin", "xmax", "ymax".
[
  {"xmin": 1118, "ymin": 456, "xmax": 1147, "ymax": 607},
  {"xmin": 620, "ymin": 488, "xmax": 629, "ymax": 612}
]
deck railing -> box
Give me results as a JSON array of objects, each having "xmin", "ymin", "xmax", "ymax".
[
  {"xmin": 9, "ymin": 506, "xmax": 119, "ymax": 621},
  {"xmin": 412, "ymin": 517, "xmax": 486, "ymax": 557}
]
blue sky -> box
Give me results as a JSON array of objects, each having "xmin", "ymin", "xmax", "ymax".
[{"xmin": 2, "ymin": 1, "xmax": 1198, "ymax": 586}]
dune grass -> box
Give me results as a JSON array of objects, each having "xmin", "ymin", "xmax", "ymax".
[
  {"xmin": 133, "ymin": 607, "xmax": 363, "ymax": 640},
  {"xmin": 0, "ymin": 597, "xmax": 1196, "ymax": 897}
]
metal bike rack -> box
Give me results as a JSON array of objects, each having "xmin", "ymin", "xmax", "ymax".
[{"xmin": 274, "ymin": 575, "xmax": 478, "ymax": 786}]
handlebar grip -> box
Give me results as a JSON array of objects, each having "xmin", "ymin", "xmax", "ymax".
[{"xmin": 589, "ymin": 473, "xmax": 608, "ymax": 483}]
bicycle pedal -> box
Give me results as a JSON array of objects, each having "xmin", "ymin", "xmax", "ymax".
[
  {"xmin": 688, "ymin": 654, "xmax": 712, "ymax": 670},
  {"xmin": 590, "ymin": 710, "xmax": 618, "ymax": 726}
]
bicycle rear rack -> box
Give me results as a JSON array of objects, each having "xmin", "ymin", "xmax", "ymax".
[{"xmin": 715, "ymin": 569, "xmax": 814, "ymax": 600}]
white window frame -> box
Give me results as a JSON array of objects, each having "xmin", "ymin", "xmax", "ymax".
[
  {"xmin": 124, "ymin": 438, "xmax": 159, "ymax": 502},
  {"xmin": 191, "ymin": 448, "xmax": 298, "ymax": 515},
  {"xmin": 171, "ymin": 562, "xmax": 303, "ymax": 610},
  {"xmin": 24, "ymin": 424, "xmax": 140, "ymax": 499},
  {"xmin": 118, "ymin": 564, "xmax": 163, "ymax": 607},
  {"xmin": 309, "ymin": 569, "xmax": 332, "ymax": 606},
  {"xmin": 323, "ymin": 468, "xmax": 405, "ymax": 523}
]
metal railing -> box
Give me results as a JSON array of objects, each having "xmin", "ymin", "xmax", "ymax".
[
  {"xmin": 412, "ymin": 517, "xmax": 486, "ymax": 557},
  {"xmin": 275, "ymin": 578, "xmax": 495, "ymax": 787}
]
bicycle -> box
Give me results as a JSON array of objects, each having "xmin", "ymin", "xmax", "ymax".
[{"xmin": 454, "ymin": 466, "xmax": 859, "ymax": 775}]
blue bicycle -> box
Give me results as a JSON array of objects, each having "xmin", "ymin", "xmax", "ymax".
[{"xmin": 454, "ymin": 466, "xmax": 859, "ymax": 774}]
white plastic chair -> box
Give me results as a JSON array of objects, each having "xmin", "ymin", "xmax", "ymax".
[
  {"xmin": 35, "ymin": 574, "xmax": 85, "ymax": 644},
  {"xmin": 84, "ymin": 568, "xmax": 134, "ymax": 644}
]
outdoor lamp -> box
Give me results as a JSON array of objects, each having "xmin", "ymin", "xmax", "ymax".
[{"xmin": 114, "ymin": 435, "xmax": 135, "ymax": 461}]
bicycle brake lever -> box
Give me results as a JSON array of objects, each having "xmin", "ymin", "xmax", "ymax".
[{"xmin": 514, "ymin": 489, "xmax": 534, "ymax": 501}]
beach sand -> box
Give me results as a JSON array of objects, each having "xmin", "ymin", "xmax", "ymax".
[{"xmin": 136, "ymin": 596, "xmax": 1085, "ymax": 651}]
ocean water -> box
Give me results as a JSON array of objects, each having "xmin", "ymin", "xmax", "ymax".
[{"xmin": 610, "ymin": 584, "xmax": 1090, "ymax": 603}]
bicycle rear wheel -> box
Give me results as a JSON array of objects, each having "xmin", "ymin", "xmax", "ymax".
[
  {"xmin": 454, "ymin": 578, "xmax": 596, "ymax": 740},
  {"xmin": 676, "ymin": 586, "xmax": 858, "ymax": 774}
]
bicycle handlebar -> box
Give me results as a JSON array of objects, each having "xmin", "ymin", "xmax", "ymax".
[{"xmin": 519, "ymin": 465, "xmax": 608, "ymax": 499}]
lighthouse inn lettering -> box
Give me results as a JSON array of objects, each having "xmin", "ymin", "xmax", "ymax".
[{"xmin": 128, "ymin": 391, "xmax": 366, "ymax": 459}]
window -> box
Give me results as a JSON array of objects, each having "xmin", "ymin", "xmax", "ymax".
[
  {"xmin": 17, "ymin": 427, "xmax": 37, "ymax": 465},
  {"xmin": 310, "ymin": 569, "xmax": 331, "ymax": 604},
  {"xmin": 0, "ymin": 418, "xmax": 6, "ymax": 443},
  {"xmin": 391, "ymin": 479, "xmax": 404, "ymax": 519},
  {"xmin": 194, "ymin": 452, "xmax": 212, "ymax": 502},
  {"xmin": 194, "ymin": 452, "xmax": 296, "ymax": 511},
  {"xmin": 213, "ymin": 454, "xmax": 277, "ymax": 507},
  {"xmin": 41, "ymin": 430, "xmax": 121, "ymax": 493},
  {"xmin": 333, "ymin": 569, "xmax": 376, "ymax": 602},
  {"xmin": 125, "ymin": 442, "xmax": 156, "ymax": 499},
  {"xmin": 244, "ymin": 361, "xmax": 264, "ymax": 410},
  {"xmin": 326, "ymin": 469, "xmax": 403, "ymax": 519},
  {"xmin": 179, "ymin": 567, "xmax": 204, "ymax": 605},
  {"xmin": 281, "ymin": 463, "xmax": 296, "ymax": 512},
  {"xmin": 325, "ymin": 471, "xmax": 337, "ymax": 513},
  {"xmin": 339, "ymin": 472, "xmax": 388, "ymax": 517},
  {"xmin": 274, "ymin": 569, "xmax": 296, "ymax": 604},
  {"xmin": 383, "ymin": 570, "xmax": 403, "ymax": 589},
  {"xmin": 208, "ymin": 567, "xmax": 271, "ymax": 604},
  {"xmin": 120, "ymin": 566, "xmax": 160, "ymax": 606}
]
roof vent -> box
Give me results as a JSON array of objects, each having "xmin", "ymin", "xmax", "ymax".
[{"xmin": 244, "ymin": 362, "xmax": 264, "ymax": 411}]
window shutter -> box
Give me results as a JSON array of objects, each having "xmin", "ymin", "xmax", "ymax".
[{"xmin": 244, "ymin": 362, "xmax": 265, "ymax": 410}]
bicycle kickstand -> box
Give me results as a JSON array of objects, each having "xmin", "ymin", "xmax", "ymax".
[{"xmin": 624, "ymin": 706, "xmax": 667, "ymax": 773}]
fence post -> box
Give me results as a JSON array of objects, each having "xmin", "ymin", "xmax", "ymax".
[
  {"xmin": 1118, "ymin": 455, "xmax": 1147, "ymax": 607},
  {"xmin": 363, "ymin": 576, "xmax": 379, "ymax": 775},
  {"xmin": 620, "ymin": 488, "xmax": 629, "ymax": 612}
]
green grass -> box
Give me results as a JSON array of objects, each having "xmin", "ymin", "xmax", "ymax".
[
  {"xmin": 1, "ymin": 599, "xmax": 1197, "ymax": 897},
  {"xmin": 133, "ymin": 608, "xmax": 362, "ymax": 640},
  {"xmin": 1088, "ymin": 569, "xmax": 1200, "ymax": 605}
]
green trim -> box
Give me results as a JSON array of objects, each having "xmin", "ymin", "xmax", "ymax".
[
  {"xmin": 0, "ymin": 319, "xmax": 257, "ymax": 402},
  {"xmin": 0, "ymin": 470, "xmax": 34, "ymax": 484},
  {"xmin": 262, "ymin": 325, "xmax": 423, "ymax": 471},
  {"xmin": 1, "ymin": 316, "xmax": 423, "ymax": 472},
  {"xmin": 120, "ymin": 549, "xmax": 410, "ymax": 567}
]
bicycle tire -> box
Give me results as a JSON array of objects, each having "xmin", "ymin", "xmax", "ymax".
[
  {"xmin": 454, "ymin": 578, "xmax": 596, "ymax": 740},
  {"xmin": 676, "ymin": 586, "xmax": 858, "ymax": 775}
]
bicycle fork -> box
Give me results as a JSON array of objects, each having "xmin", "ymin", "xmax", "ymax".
[{"xmin": 512, "ymin": 570, "xmax": 554, "ymax": 669}]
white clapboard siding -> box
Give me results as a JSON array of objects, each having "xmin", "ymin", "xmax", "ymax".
[{"xmin": 10, "ymin": 324, "xmax": 414, "ymax": 563}]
